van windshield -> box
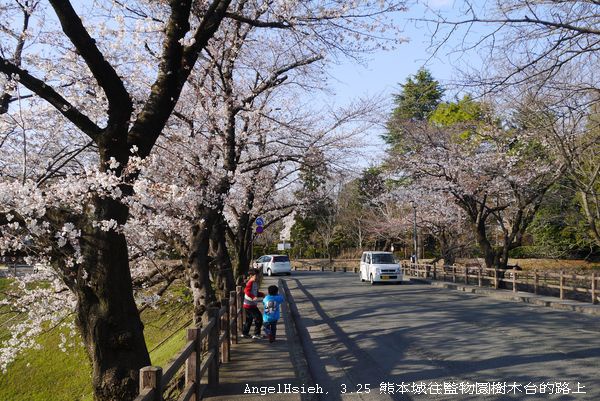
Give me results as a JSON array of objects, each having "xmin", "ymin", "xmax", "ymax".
[
  {"xmin": 273, "ymin": 256, "xmax": 290, "ymax": 262},
  {"xmin": 371, "ymin": 254, "xmax": 395, "ymax": 264}
]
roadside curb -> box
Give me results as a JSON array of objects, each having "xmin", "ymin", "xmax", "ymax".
[
  {"xmin": 409, "ymin": 277, "xmax": 600, "ymax": 317},
  {"xmin": 279, "ymin": 279, "xmax": 320, "ymax": 401}
]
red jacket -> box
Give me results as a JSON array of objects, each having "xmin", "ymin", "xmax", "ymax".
[{"xmin": 243, "ymin": 278, "xmax": 264, "ymax": 309}]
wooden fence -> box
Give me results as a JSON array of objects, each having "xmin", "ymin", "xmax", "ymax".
[
  {"xmin": 135, "ymin": 286, "xmax": 244, "ymax": 401},
  {"xmin": 402, "ymin": 262, "xmax": 599, "ymax": 305},
  {"xmin": 0, "ymin": 264, "xmax": 35, "ymax": 278},
  {"xmin": 293, "ymin": 259, "xmax": 360, "ymax": 273},
  {"xmin": 291, "ymin": 258, "xmax": 598, "ymax": 305}
]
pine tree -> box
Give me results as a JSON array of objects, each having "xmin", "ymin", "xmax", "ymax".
[{"xmin": 384, "ymin": 68, "xmax": 444, "ymax": 147}]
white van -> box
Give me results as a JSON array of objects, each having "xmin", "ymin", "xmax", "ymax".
[{"xmin": 359, "ymin": 251, "xmax": 403, "ymax": 284}]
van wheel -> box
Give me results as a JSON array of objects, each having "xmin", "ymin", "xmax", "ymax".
[
  {"xmin": 370, "ymin": 274, "xmax": 375, "ymax": 285},
  {"xmin": 267, "ymin": 268, "xmax": 273, "ymax": 277}
]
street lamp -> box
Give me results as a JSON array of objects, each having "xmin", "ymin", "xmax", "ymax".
[{"xmin": 410, "ymin": 200, "xmax": 417, "ymax": 265}]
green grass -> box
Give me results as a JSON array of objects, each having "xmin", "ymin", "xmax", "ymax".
[
  {"xmin": 0, "ymin": 277, "xmax": 12, "ymax": 292},
  {"xmin": 0, "ymin": 280, "xmax": 192, "ymax": 401}
]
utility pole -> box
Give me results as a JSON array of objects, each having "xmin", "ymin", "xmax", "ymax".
[{"xmin": 410, "ymin": 201, "xmax": 418, "ymax": 265}]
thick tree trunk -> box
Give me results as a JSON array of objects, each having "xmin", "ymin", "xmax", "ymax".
[
  {"xmin": 474, "ymin": 219, "xmax": 500, "ymax": 270},
  {"xmin": 210, "ymin": 215, "xmax": 235, "ymax": 300},
  {"xmin": 580, "ymin": 190, "xmax": 600, "ymax": 247},
  {"xmin": 188, "ymin": 210, "xmax": 217, "ymax": 325},
  {"xmin": 439, "ymin": 235, "xmax": 456, "ymax": 266},
  {"xmin": 78, "ymin": 197, "xmax": 150, "ymax": 401},
  {"xmin": 235, "ymin": 238, "xmax": 251, "ymax": 278},
  {"xmin": 235, "ymin": 226, "xmax": 253, "ymax": 278},
  {"xmin": 230, "ymin": 208, "xmax": 254, "ymax": 279}
]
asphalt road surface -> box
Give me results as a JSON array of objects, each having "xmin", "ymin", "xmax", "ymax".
[{"xmin": 282, "ymin": 271, "xmax": 600, "ymax": 401}]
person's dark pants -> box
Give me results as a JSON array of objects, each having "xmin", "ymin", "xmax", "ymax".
[
  {"xmin": 264, "ymin": 321, "xmax": 278, "ymax": 340},
  {"xmin": 242, "ymin": 307, "xmax": 263, "ymax": 335}
]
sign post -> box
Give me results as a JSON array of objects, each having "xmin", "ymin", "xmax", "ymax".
[{"xmin": 251, "ymin": 217, "xmax": 265, "ymax": 268}]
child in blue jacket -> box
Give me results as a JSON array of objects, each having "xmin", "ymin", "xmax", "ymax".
[{"xmin": 263, "ymin": 285, "xmax": 284, "ymax": 343}]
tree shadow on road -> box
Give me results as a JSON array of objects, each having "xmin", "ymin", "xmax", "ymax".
[{"xmin": 286, "ymin": 272, "xmax": 600, "ymax": 401}]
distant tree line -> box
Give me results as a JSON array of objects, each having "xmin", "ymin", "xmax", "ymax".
[{"xmin": 288, "ymin": 66, "xmax": 599, "ymax": 267}]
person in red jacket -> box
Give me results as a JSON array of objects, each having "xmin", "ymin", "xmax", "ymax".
[{"xmin": 241, "ymin": 269, "xmax": 265, "ymax": 339}]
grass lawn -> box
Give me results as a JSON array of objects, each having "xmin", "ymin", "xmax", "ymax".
[{"xmin": 0, "ymin": 278, "xmax": 192, "ymax": 401}]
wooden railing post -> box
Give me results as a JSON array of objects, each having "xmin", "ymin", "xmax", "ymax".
[
  {"xmin": 592, "ymin": 272, "xmax": 597, "ymax": 305},
  {"xmin": 236, "ymin": 285, "xmax": 243, "ymax": 339},
  {"xmin": 230, "ymin": 290, "xmax": 238, "ymax": 344},
  {"xmin": 205, "ymin": 307, "xmax": 220, "ymax": 388},
  {"xmin": 477, "ymin": 268, "xmax": 482, "ymax": 287},
  {"xmin": 222, "ymin": 299, "xmax": 231, "ymax": 363},
  {"xmin": 534, "ymin": 270, "xmax": 539, "ymax": 294},
  {"xmin": 433, "ymin": 263, "xmax": 437, "ymax": 280},
  {"xmin": 139, "ymin": 366, "xmax": 163, "ymax": 401},
  {"xmin": 464, "ymin": 267, "xmax": 468, "ymax": 285},
  {"xmin": 353, "ymin": 267, "xmax": 358, "ymax": 273},
  {"xmin": 512, "ymin": 269, "xmax": 517, "ymax": 292},
  {"xmin": 560, "ymin": 270, "xmax": 565, "ymax": 300},
  {"xmin": 185, "ymin": 328, "xmax": 201, "ymax": 401},
  {"xmin": 452, "ymin": 266, "xmax": 456, "ymax": 283},
  {"xmin": 494, "ymin": 269, "xmax": 499, "ymax": 289}
]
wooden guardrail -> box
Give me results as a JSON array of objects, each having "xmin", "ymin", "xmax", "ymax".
[
  {"xmin": 135, "ymin": 286, "xmax": 244, "ymax": 401},
  {"xmin": 293, "ymin": 259, "xmax": 360, "ymax": 273},
  {"xmin": 0, "ymin": 264, "xmax": 35, "ymax": 278},
  {"xmin": 402, "ymin": 262, "xmax": 599, "ymax": 305}
]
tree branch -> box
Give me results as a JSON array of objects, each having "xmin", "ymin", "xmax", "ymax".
[
  {"xmin": 48, "ymin": 0, "xmax": 133, "ymax": 125},
  {"xmin": 0, "ymin": 57, "xmax": 102, "ymax": 139},
  {"xmin": 224, "ymin": 12, "xmax": 291, "ymax": 28},
  {"xmin": 129, "ymin": 0, "xmax": 232, "ymax": 159}
]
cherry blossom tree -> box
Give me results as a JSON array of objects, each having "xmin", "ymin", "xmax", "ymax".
[
  {"xmin": 426, "ymin": 0, "xmax": 600, "ymax": 249},
  {"xmin": 427, "ymin": 1, "xmax": 600, "ymax": 94},
  {"xmin": 1, "ymin": 1, "xmax": 232, "ymax": 399},
  {"xmin": 510, "ymin": 94, "xmax": 600, "ymax": 248},
  {"xmin": 372, "ymin": 188, "xmax": 473, "ymax": 265},
  {"xmin": 125, "ymin": 0, "xmax": 402, "ymax": 323},
  {"xmin": 1, "ymin": 0, "xmax": 406, "ymax": 398},
  {"xmin": 387, "ymin": 104, "xmax": 563, "ymax": 269}
]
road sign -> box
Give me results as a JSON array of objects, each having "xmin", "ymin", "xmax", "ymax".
[
  {"xmin": 256, "ymin": 226, "xmax": 264, "ymax": 234},
  {"xmin": 255, "ymin": 217, "xmax": 264, "ymax": 226},
  {"xmin": 277, "ymin": 242, "xmax": 291, "ymax": 250}
]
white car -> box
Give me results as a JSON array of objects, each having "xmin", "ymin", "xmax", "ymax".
[
  {"xmin": 359, "ymin": 251, "xmax": 403, "ymax": 284},
  {"xmin": 254, "ymin": 254, "xmax": 292, "ymax": 276}
]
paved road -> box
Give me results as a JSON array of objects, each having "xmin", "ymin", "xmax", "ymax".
[{"xmin": 284, "ymin": 271, "xmax": 600, "ymax": 400}]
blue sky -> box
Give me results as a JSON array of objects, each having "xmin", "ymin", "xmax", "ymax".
[
  {"xmin": 320, "ymin": 0, "xmax": 474, "ymax": 168},
  {"xmin": 327, "ymin": 17, "xmax": 453, "ymax": 103}
]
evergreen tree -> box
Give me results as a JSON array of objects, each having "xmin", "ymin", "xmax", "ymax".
[{"xmin": 384, "ymin": 68, "xmax": 444, "ymax": 147}]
